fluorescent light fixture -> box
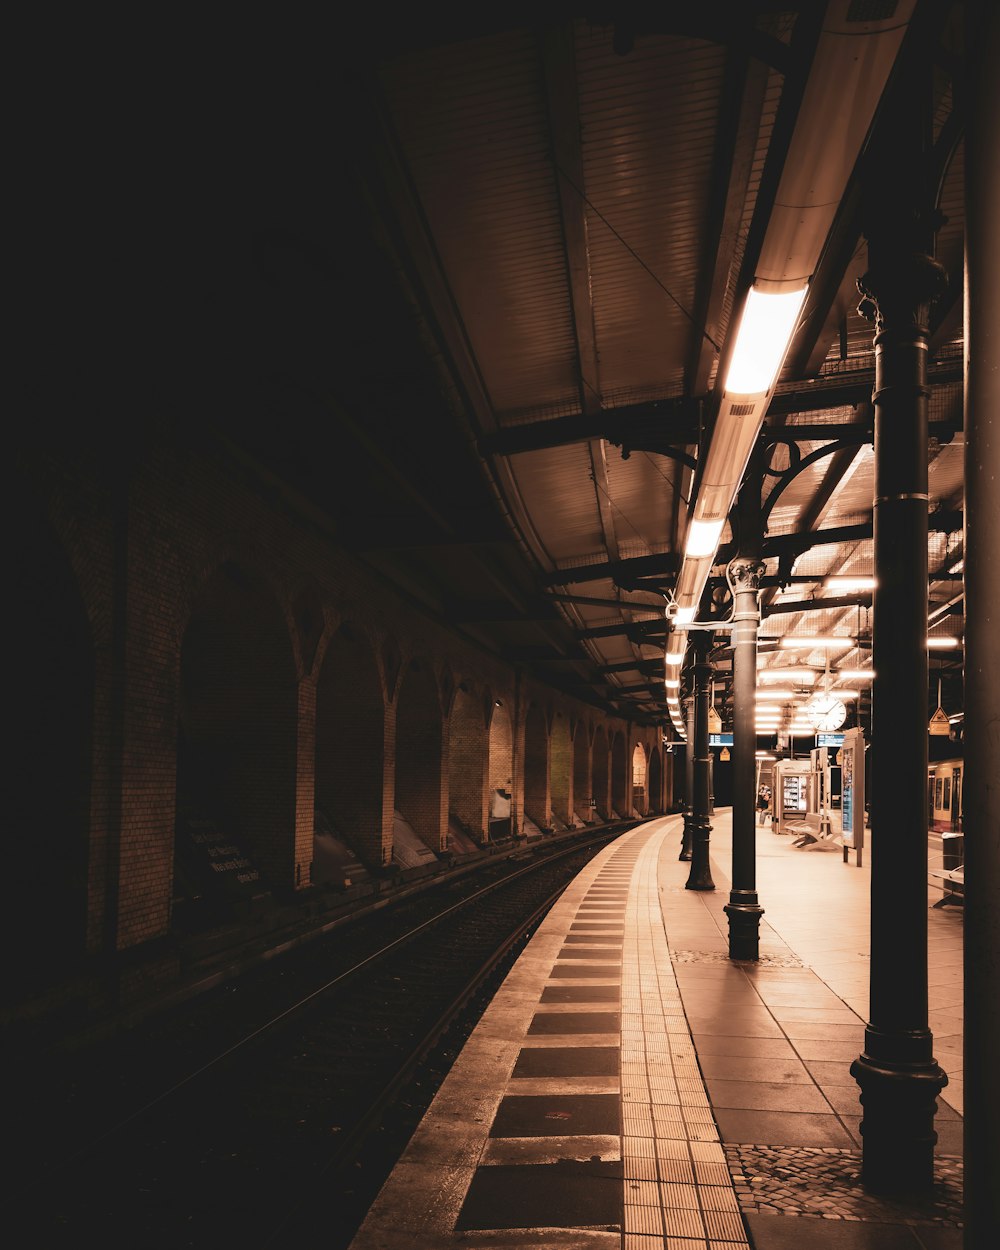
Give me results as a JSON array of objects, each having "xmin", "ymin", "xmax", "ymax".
[
  {"xmin": 776, "ymin": 636, "xmax": 853, "ymax": 650},
  {"xmin": 758, "ymin": 668, "xmax": 817, "ymax": 683},
  {"xmin": 830, "ymin": 688, "xmax": 860, "ymax": 699},
  {"xmin": 755, "ymin": 689, "xmax": 801, "ymax": 701},
  {"xmin": 684, "ymin": 517, "xmax": 725, "ymax": 559},
  {"xmin": 825, "ymin": 575, "xmax": 876, "ymax": 590},
  {"xmin": 838, "ymin": 669, "xmax": 874, "ymax": 680},
  {"xmin": 755, "ymin": 752, "xmax": 776, "ymax": 759},
  {"xmin": 927, "ymin": 636, "xmax": 961, "ymax": 649},
  {"xmin": 665, "ymin": 678, "xmax": 680, "ymax": 689},
  {"xmin": 665, "ymin": 648, "xmax": 685, "ymax": 665},
  {"xmin": 724, "ymin": 285, "xmax": 808, "ymax": 395},
  {"xmin": 673, "ymin": 605, "xmax": 697, "ymax": 626}
]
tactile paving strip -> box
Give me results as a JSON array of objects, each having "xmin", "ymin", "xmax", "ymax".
[{"xmin": 621, "ymin": 827, "xmax": 752, "ymax": 1247}]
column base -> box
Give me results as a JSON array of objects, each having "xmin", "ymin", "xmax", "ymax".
[
  {"xmin": 724, "ymin": 897, "xmax": 764, "ymax": 961},
  {"xmin": 851, "ymin": 1040, "xmax": 948, "ymax": 1194},
  {"xmin": 679, "ymin": 817, "xmax": 693, "ymax": 861}
]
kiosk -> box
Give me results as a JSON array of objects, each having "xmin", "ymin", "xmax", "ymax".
[{"xmin": 840, "ymin": 727, "xmax": 866, "ymax": 866}]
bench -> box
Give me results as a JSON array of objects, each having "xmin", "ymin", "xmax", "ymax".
[{"xmin": 929, "ymin": 865, "xmax": 964, "ymax": 907}]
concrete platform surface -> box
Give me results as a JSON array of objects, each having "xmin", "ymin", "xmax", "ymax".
[{"xmin": 347, "ymin": 813, "xmax": 964, "ymax": 1250}]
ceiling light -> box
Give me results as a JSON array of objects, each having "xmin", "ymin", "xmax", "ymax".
[
  {"xmin": 776, "ymin": 636, "xmax": 853, "ymax": 651},
  {"xmin": 838, "ymin": 668, "xmax": 874, "ymax": 680},
  {"xmin": 665, "ymin": 649, "xmax": 685, "ymax": 665},
  {"xmin": 684, "ymin": 517, "xmax": 725, "ymax": 559},
  {"xmin": 665, "ymin": 677, "xmax": 680, "ymax": 689},
  {"xmin": 927, "ymin": 637, "xmax": 961, "ymax": 649},
  {"xmin": 724, "ymin": 286, "xmax": 808, "ymax": 395},
  {"xmin": 755, "ymin": 690, "xmax": 802, "ymax": 702},
  {"xmin": 755, "ymin": 752, "xmax": 776, "ymax": 760},
  {"xmin": 758, "ymin": 668, "xmax": 817, "ymax": 683},
  {"xmin": 830, "ymin": 688, "xmax": 860, "ymax": 699},
  {"xmin": 825, "ymin": 575, "xmax": 876, "ymax": 590}
]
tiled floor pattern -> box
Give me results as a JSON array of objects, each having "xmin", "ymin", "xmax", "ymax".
[
  {"xmin": 657, "ymin": 811, "xmax": 964, "ymax": 1248},
  {"xmin": 455, "ymin": 837, "xmax": 638, "ymax": 1235},
  {"xmin": 620, "ymin": 827, "xmax": 750, "ymax": 1250},
  {"xmin": 349, "ymin": 812, "xmax": 964, "ymax": 1249},
  {"xmin": 351, "ymin": 818, "xmax": 758, "ymax": 1248}
]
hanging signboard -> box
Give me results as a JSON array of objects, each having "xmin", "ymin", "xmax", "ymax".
[
  {"xmin": 719, "ymin": 746, "xmax": 731, "ymax": 761},
  {"xmin": 709, "ymin": 733, "xmax": 733, "ymax": 747},
  {"xmin": 928, "ymin": 707, "xmax": 950, "ymax": 737},
  {"xmin": 707, "ymin": 707, "xmax": 723, "ymax": 733}
]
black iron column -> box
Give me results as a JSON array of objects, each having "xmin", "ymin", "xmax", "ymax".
[
  {"xmin": 685, "ymin": 632, "xmax": 715, "ymax": 891},
  {"xmin": 850, "ymin": 104, "xmax": 948, "ymax": 1189},
  {"xmin": 725, "ymin": 558, "xmax": 765, "ymax": 959},
  {"xmin": 679, "ymin": 692, "xmax": 694, "ymax": 860}
]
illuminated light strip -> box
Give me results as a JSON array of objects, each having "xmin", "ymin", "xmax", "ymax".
[{"xmin": 724, "ymin": 286, "xmax": 809, "ymax": 395}]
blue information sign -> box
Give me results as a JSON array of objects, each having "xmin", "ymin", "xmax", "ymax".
[
  {"xmin": 818, "ymin": 733, "xmax": 845, "ymax": 748},
  {"xmin": 709, "ymin": 733, "xmax": 733, "ymax": 747}
]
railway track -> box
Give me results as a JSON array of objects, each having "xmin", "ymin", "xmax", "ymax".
[{"xmin": 8, "ymin": 822, "xmax": 637, "ymax": 1249}]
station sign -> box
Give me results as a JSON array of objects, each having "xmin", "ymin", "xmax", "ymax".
[
  {"xmin": 928, "ymin": 707, "xmax": 950, "ymax": 736},
  {"xmin": 709, "ymin": 733, "xmax": 733, "ymax": 747},
  {"xmin": 817, "ymin": 733, "xmax": 845, "ymax": 748}
]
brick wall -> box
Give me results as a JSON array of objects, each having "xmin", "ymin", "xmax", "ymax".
[{"xmin": 12, "ymin": 431, "xmax": 664, "ymax": 999}]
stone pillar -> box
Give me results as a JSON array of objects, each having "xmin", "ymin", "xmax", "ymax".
[
  {"xmin": 680, "ymin": 693, "xmax": 694, "ymax": 860},
  {"xmin": 685, "ymin": 633, "xmax": 715, "ymax": 891},
  {"xmin": 850, "ymin": 157, "xmax": 948, "ymax": 1190},
  {"xmin": 963, "ymin": 6, "xmax": 1000, "ymax": 1243},
  {"xmin": 725, "ymin": 558, "xmax": 765, "ymax": 959}
]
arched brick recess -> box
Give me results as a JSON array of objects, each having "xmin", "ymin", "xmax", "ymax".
[
  {"xmin": 175, "ymin": 562, "xmax": 298, "ymax": 921},
  {"xmin": 396, "ymin": 660, "xmax": 446, "ymax": 852},
  {"xmin": 315, "ymin": 624, "xmax": 387, "ymax": 870},
  {"xmin": 449, "ymin": 685, "xmax": 487, "ymax": 843},
  {"xmin": 648, "ymin": 745, "xmax": 663, "ymax": 814},
  {"xmin": 573, "ymin": 723, "xmax": 592, "ymax": 822},
  {"xmin": 6, "ymin": 504, "xmax": 93, "ymax": 990},
  {"xmin": 592, "ymin": 725, "xmax": 610, "ymax": 819},
  {"xmin": 611, "ymin": 731, "xmax": 628, "ymax": 816},
  {"xmin": 550, "ymin": 713, "xmax": 573, "ymax": 826},
  {"xmin": 632, "ymin": 742, "xmax": 649, "ymax": 814},
  {"xmin": 523, "ymin": 703, "xmax": 550, "ymax": 830},
  {"xmin": 487, "ymin": 699, "xmax": 513, "ymax": 841}
]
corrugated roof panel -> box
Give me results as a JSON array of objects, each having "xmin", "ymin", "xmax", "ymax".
[
  {"xmin": 504, "ymin": 443, "xmax": 608, "ymax": 563},
  {"xmin": 574, "ymin": 28, "xmax": 727, "ymax": 402},
  {"xmin": 604, "ymin": 449, "xmax": 679, "ymax": 554},
  {"xmin": 380, "ymin": 30, "xmax": 581, "ymax": 419}
]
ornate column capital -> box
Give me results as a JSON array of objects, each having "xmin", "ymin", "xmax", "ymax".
[
  {"xmin": 856, "ymin": 252, "xmax": 948, "ymax": 337},
  {"xmin": 728, "ymin": 558, "xmax": 766, "ymax": 593}
]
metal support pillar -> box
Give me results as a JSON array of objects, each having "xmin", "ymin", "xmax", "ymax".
[
  {"xmin": 685, "ymin": 634, "xmax": 715, "ymax": 891},
  {"xmin": 964, "ymin": 8, "xmax": 1000, "ymax": 1243},
  {"xmin": 725, "ymin": 558, "xmax": 765, "ymax": 959},
  {"xmin": 679, "ymin": 694, "xmax": 694, "ymax": 860},
  {"xmin": 850, "ymin": 76, "xmax": 948, "ymax": 1187}
]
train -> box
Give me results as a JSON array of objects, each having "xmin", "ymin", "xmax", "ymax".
[{"xmin": 928, "ymin": 757, "xmax": 964, "ymax": 833}]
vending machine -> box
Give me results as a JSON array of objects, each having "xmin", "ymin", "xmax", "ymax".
[{"xmin": 772, "ymin": 759, "xmax": 814, "ymax": 835}]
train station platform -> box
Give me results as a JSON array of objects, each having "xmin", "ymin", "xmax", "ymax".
[{"xmin": 348, "ymin": 812, "xmax": 964, "ymax": 1250}]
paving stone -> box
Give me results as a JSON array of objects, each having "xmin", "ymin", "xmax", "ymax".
[{"xmin": 722, "ymin": 1143, "xmax": 962, "ymax": 1228}]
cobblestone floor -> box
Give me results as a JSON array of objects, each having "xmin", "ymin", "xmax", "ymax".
[
  {"xmin": 725, "ymin": 1143, "xmax": 963, "ymax": 1227},
  {"xmin": 670, "ymin": 949, "xmax": 805, "ymax": 968}
]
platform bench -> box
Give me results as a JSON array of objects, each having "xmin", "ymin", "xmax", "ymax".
[{"xmin": 929, "ymin": 865, "xmax": 964, "ymax": 907}]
